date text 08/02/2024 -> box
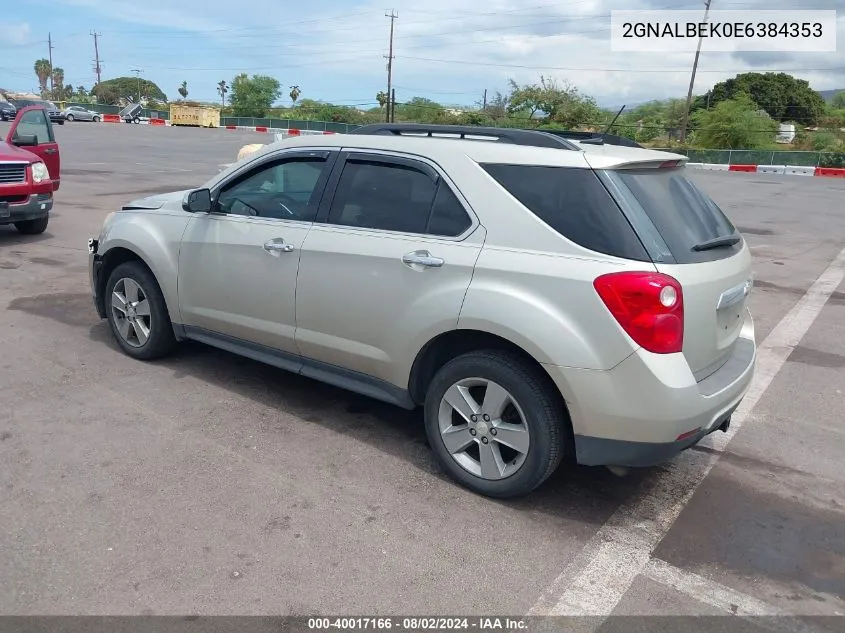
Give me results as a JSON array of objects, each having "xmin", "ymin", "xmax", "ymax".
[{"xmin": 308, "ymin": 617, "xmax": 528, "ymax": 630}]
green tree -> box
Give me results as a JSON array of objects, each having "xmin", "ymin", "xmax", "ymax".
[
  {"xmin": 831, "ymin": 91, "xmax": 845, "ymax": 109},
  {"xmin": 376, "ymin": 90, "xmax": 388, "ymax": 109},
  {"xmin": 217, "ymin": 80, "xmax": 228, "ymax": 106},
  {"xmin": 92, "ymin": 77, "xmax": 167, "ymax": 104},
  {"xmin": 34, "ymin": 59, "xmax": 51, "ymax": 97},
  {"xmin": 178, "ymin": 81, "xmax": 188, "ymax": 99},
  {"xmin": 507, "ymin": 76, "xmax": 600, "ymax": 128},
  {"xmin": 695, "ymin": 72, "xmax": 828, "ymax": 126},
  {"xmin": 229, "ymin": 73, "xmax": 281, "ymax": 117},
  {"xmin": 394, "ymin": 97, "xmax": 447, "ymax": 123},
  {"xmin": 76, "ymin": 85, "xmax": 88, "ymax": 99},
  {"xmin": 50, "ymin": 68, "xmax": 65, "ymax": 99},
  {"xmin": 690, "ymin": 93, "xmax": 779, "ymax": 149}
]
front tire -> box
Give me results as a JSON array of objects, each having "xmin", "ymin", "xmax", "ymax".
[
  {"xmin": 14, "ymin": 216, "xmax": 49, "ymax": 235},
  {"xmin": 93, "ymin": 115, "xmax": 101, "ymax": 123},
  {"xmin": 105, "ymin": 261, "xmax": 176, "ymax": 360},
  {"xmin": 423, "ymin": 350, "xmax": 571, "ymax": 498}
]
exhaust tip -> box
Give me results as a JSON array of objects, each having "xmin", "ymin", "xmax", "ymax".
[{"xmin": 606, "ymin": 465, "xmax": 630, "ymax": 477}]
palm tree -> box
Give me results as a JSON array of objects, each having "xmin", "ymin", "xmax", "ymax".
[
  {"xmin": 217, "ymin": 80, "xmax": 228, "ymax": 106},
  {"xmin": 51, "ymin": 68, "xmax": 65, "ymax": 100},
  {"xmin": 178, "ymin": 81, "xmax": 188, "ymax": 99},
  {"xmin": 34, "ymin": 59, "xmax": 51, "ymax": 97},
  {"xmin": 289, "ymin": 85, "xmax": 301, "ymax": 105}
]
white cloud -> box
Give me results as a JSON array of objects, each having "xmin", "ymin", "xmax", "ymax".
[{"xmin": 1, "ymin": 21, "xmax": 31, "ymax": 45}]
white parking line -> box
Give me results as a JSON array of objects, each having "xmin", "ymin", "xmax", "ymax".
[
  {"xmin": 528, "ymin": 245, "xmax": 845, "ymax": 620},
  {"xmin": 643, "ymin": 559, "xmax": 835, "ymax": 633}
]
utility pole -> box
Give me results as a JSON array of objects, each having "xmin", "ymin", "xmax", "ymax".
[
  {"xmin": 391, "ymin": 88, "xmax": 396, "ymax": 123},
  {"xmin": 384, "ymin": 10, "xmax": 398, "ymax": 123},
  {"xmin": 482, "ymin": 89, "xmax": 487, "ymax": 111},
  {"xmin": 131, "ymin": 68, "xmax": 143, "ymax": 103},
  {"xmin": 679, "ymin": 0, "xmax": 712, "ymax": 143},
  {"xmin": 48, "ymin": 33, "xmax": 55, "ymax": 95},
  {"xmin": 91, "ymin": 31, "xmax": 102, "ymax": 86}
]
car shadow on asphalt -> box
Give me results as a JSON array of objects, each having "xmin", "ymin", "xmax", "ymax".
[
  {"xmin": 0, "ymin": 226, "xmax": 53, "ymax": 245},
  {"xmin": 87, "ymin": 319, "xmax": 657, "ymax": 520}
]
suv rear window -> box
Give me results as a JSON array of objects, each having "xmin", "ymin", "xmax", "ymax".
[
  {"xmin": 481, "ymin": 164, "xmax": 650, "ymax": 262},
  {"xmin": 601, "ymin": 168, "xmax": 741, "ymax": 264}
]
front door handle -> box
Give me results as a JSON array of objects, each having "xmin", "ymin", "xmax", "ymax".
[
  {"xmin": 44, "ymin": 148, "xmax": 58, "ymax": 154},
  {"xmin": 402, "ymin": 250, "xmax": 444, "ymax": 268},
  {"xmin": 263, "ymin": 239, "xmax": 295, "ymax": 254}
]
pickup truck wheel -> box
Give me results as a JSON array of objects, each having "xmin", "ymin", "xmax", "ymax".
[
  {"xmin": 14, "ymin": 217, "xmax": 49, "ymax": 235},
  {"xmin": 105, "ymin": 262, "xmax": 176, "ymax": 360},
  {"xmin": 423, "ymin": 350, "xmax": 569, "ymax": 498}
]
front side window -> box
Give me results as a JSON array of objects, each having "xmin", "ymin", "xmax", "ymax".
[
  {"xmin": 14, "ymin": 109, "xmax": 52, "ymax": 145},
  {"xmin": 327, "ymin": 158, "xmax": 472, "ymax": 236},
  {"xmin": 216, "ymin": 156, "xmax": 328, "ymax": 221}
]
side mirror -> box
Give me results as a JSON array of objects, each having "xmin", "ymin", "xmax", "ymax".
[
  {"xmin": 182, "ymin": 188, "xmax": 212, "ymax": 213},
  {"xmin": 12, "ymin": 134, "xmax": 39, "ymax": 147}
]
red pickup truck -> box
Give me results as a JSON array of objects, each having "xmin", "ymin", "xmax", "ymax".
[{"xmin": 1, "ymin": 106, "xmax": 61, "ymax": 235}]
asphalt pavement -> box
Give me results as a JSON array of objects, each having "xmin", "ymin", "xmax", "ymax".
[{"xmin": 1, "ymin": 122, "xmax": 843, "ymax": 627}]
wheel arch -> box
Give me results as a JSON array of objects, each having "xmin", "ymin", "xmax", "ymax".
[
  {"xmin": 97, "ymin": 246, "xmax": 177, "ymax": 324},
  {"xmin": 408, "ymin": 329, "xmax": 570, "ymax": 416}
]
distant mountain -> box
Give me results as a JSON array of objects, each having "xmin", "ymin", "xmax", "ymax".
[{"xmin": 818, "ymin": 89, "xmax": 844, "ymax": 102}]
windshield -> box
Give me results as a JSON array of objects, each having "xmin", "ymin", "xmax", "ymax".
[{"xmin": 602, "ymin": 167, "xmax": 742, "ymax": 264}]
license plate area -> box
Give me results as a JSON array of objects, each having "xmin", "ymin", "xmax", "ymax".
[{"xmin": 0, "ymin": 201, "xmax": 9, "ymax": 219}]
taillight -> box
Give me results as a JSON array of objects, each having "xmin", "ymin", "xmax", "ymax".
[{"xmin": 593, "ymin": 271, "xmax": 684, "ymax": 354}]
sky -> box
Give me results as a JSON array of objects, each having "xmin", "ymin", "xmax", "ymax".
[{"xmin": 2, "ymin": 0, "xmax": 843, "ymax": 109}]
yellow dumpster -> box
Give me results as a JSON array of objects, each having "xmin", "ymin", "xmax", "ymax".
[{"xmin": 169, "ymin": 104, "xmax": 220, "ymax": 128}]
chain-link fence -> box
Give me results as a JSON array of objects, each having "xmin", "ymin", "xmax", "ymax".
[{"xmin": 657, "ymin": 148, "xmax": 845, "ymax": 169}]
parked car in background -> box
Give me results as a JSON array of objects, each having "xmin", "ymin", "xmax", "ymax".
[
  {"xmin": 88, "ymin": 124, "xmax": 756, "ymax": 499},
  {"xmin": 0, "ymin": 106, "xmax": 61, "ymax": 235},
  {"xmin": 10, "ymin": 99, "xmax": 64, "ymax": 125},
  {"xmin": 0, "ymin": 101, "xmax": 17, "ymax": 121},
  {"xmin": 63, "ymin": 105, "xmax": 101, "ymax": 122}
]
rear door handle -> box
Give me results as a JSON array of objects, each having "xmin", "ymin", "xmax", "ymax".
[
  {"xmin": 263, "ymin": 239, "xmax": 295, "ymax": 254},
  {"xmin": 402, "ymin": 250, "xmax": 444, "ymax": 268}
]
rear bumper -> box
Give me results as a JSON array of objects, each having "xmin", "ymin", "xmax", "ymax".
[
  {"xmin": 0, "ymin": 193, "xmax": 53, "ymax": 225},
  {"xmin": 545, "ymin": 311, "xmax": 756, "ymax": 468}
]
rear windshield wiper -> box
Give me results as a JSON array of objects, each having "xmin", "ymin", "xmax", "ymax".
[{"xmin": 692, "ymin": 235, "xmax": 741, "ymax": 252}]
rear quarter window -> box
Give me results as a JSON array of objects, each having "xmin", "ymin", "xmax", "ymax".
[
  {"xmin": 602, "ymin": 167, "xmax": 742, "ymax": 264},
  {"xmin": 481, "ymin": 163, "xmax": 650, "ymax": 262}
]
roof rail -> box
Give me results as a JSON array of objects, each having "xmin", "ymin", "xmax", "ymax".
[{"xmin": 348, "ymin": 123, "xmax": 582, "ymax": 151}]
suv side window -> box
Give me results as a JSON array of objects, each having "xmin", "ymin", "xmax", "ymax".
[
  {"xmin": 327, "ymin": 157, "xmax": 472, "ymax": 236},
  {"xmin": 482, "ymin": 163, "xmax": 650, "ymax": 262},
  {"xmin": 216, "ymin": 155, "xmax": 329, "ymax": 221},
  {"xmin": 14, "ymin": 109, "xmax": 53, "ymax": 144}
]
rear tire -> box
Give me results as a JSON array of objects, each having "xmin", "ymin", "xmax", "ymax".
[
  {"xmin": 133, "ymin": 116, "xmax": 140, "ymax": 124},
  {"xmin": 66, "ymin": 114, "xmax": 74, "ymax": 121},
  {"xmin": 14, "ymin": 216, "xmax": 49, "ymax": 235},
  {"xmin": 423, "ymin": 350, "xmax": 571, "ymax": 498},
  {"xmin": 104, "ymin": 261, "xmax": 176, "ymax": 360}
]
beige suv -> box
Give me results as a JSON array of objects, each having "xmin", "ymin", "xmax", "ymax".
[{"xmin": 88, "ymin": 124, "xmax": 756, "ymax": 498}]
